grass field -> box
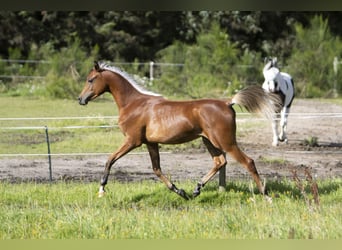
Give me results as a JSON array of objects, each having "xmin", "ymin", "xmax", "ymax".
[
  {"xmin": 0, "ymin": 95, "xmax": 124, "ymax": 155},
  {"xmin": 0, "ymin": 179, "xmax": 341, "ymax": 239}
]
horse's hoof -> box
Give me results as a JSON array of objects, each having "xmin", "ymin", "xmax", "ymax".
[
  {"xmin": 178, "ymin": 189, "xmax": 190, "ymax": 200},
  {"xmin": 193, "ymin": 190, "xmax": 201, "ymax": 198},
  {"xmin": 98, "ymin": 191, "xmax": 105, "ymax": 198},
  {"xmin": 264, "ymin": 195, "xmax": 273, "ymax": 204}
]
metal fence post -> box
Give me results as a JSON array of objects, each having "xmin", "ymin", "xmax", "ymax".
[
  {"xmin": 219, "ymin": 163, "xmax": 226, "ymax": 192},
  {"xmin": 44, "ymin": 126, "xmax": 52, "ymax": 182}
]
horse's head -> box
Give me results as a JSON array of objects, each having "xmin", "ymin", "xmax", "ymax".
[
  {"xmin": 262, "ymin": 57, "xmax": 281, "ymax": 93},
  {"xmin": 78, "ymin": 61, "xmax": 107, "ymax": 105},
  {"xmin": 264, "ymin": 57, "xmax": 278, "ymax": 68}
]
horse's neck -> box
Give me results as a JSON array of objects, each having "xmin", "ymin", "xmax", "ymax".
[
  {"xmin": 108, "ymin": 74, "xmax": 145, "ymax": 110},
  {"xmin": 263, "ymin": 61, "xmax": 273, "ymax": 73}
]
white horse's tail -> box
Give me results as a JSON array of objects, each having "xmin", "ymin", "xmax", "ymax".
[{"xmin": 231, "ymin": 85, "xmax": 282, "ymax": 119}]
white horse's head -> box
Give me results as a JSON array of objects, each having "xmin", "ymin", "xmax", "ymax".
[{"xmin": 262, "ymin": 58, "xmax": 281, "ymax": 93}]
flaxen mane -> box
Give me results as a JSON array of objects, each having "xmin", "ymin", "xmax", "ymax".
[{"xmin": 98, "ymin": 62, "xmax": 161, "ymax": 97}]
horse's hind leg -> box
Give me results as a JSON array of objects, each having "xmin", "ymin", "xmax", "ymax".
[
  {"xmin": 227, "ymin": 145, "xmax": 266, "ymax": 195},
  {"xmin": 146, "ymin": 142, "xmax": 190, "ymax": 200},
  {"xmin": 193, "ymin": 137, "xmax": 227, "ymax": 197}
]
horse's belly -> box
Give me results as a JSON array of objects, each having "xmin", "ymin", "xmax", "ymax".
[
  {"xmin": 148, "ymin": 133, "xmax": 200, "ymax": 144},
  {"xmin": 146, "ymin": 121, "xmax": 200, "ymax": 144}
]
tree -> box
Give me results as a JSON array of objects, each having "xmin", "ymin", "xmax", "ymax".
[
  {"xmin": 287, "ymin": 15, "xmax": 342, "ymax": 97},
  {"xmin": 156, "ymin": 22, "xmax": 262, "ymax": 98}
]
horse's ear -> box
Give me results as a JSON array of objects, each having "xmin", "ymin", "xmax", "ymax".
[
  {"xmin": 272, "ymin": 57, "xmax": 278, "ymax": 67},
  {"xmin": 263, "ymin": 58, "xmax": 273, "ymax": 71},
  {"xmin": 94, "ymin": 61, "xmax": 100, "ymax": 71},
  {"xmin": 264, "ymin": 57, "xmax": 273, "ymax": 65}
]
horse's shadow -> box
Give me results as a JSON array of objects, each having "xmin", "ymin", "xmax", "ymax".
[
  {"xmin": 228, "ymin": 179, "xmax": 340, "ymax": 194},
  {"xmin": 117, "ymin": 179, "xmax": 341, "ymax": 207}
]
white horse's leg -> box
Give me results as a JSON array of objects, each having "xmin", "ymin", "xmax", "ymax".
[
  {"xmin": 98, "ymin": 186, "xmax": 105, "ymax": 197},
  {"xmin": 279, "ymin": 107, "xmax": 290, "ymax": 144},
  {"xmin": 272, "ymin": 114, "xmax": 279, "ymax": 146}
]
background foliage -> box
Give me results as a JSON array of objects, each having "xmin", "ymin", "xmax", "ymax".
[
  {"xmin": 0, "ymin": 11, "xmax": 342, "ymax": 98},
  {"xmin": 287, "ymin": 16, "xmax": 342, "ymax": 97}
]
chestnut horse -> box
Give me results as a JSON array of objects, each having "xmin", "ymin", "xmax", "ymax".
[{"xmin": 78, "ymin": 61, "xmax": 281, "ymax": 200}]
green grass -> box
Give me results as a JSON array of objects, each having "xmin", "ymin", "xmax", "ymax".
[
  {"xmin": 0, "ymin": 179, "xmax": 341, "ymax": 239},
  {"xmin": 0, "ymin": 95, "xmax": 126, "ymax": 155},
  {"xmin": 0, "ymin": 94, "xmax": 117, "ymax": 119}
]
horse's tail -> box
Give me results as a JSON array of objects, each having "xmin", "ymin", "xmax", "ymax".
[{"xmin": 231, "ymin": 85, "xmax": 282, "ymax": 119}]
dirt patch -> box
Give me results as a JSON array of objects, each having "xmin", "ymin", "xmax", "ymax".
[{"xmin": 1, "ymin": 99, "xmax": 341, "ymax": 184}]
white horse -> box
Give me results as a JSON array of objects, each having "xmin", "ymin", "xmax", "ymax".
[{"xmin": 262, "ymin": 57, "xmax": 295, "ymax": 146}]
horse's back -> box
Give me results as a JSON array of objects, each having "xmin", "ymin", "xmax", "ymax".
[
  {"xmin": 279, "ymin": 72, "xmax": 295, "ymax": 108},
  {"xmin": 280, "ymin": 72, "xmax": 292, "ymax": 81},
  {"xmin": 144, "ymin": 98, "xmax": 236, "ymax": 144},
  {"xmin": 156, "ymin": 99, "xmax": 235, "ymax": 126}
]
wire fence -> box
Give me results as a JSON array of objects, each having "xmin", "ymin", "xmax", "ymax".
[
  {"xmin": 0, "ymin": 57, "xmax": 258, "ymax": 82},
  {"xmin": 0, "ymin": 59, "xmax": 185, "ymax": 82},
  {"xmin": 1, "ymin": 113, "xmax": 341, "ymax": 183},
  {"xmin": 1, "ymin": 112, "xmax": 342, "ymax": 157}
]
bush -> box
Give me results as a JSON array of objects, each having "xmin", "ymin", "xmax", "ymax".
[
  {"xmin": 44, "ymin": 38, "xmax": 99, "ymax": 99},
  {"xmin": 0, "ymin": 38, "xmax": 99, "ymax": 99},
  {"xmin": 155, "ymin": 22, "xmax": 263, "ymax": 99},
  {"xmin": 286, "ymin": 15, "xmax": 342, "ymax": 98}
]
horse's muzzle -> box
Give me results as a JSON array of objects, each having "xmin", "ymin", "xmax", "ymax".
[
  {"xmin": 78, "ymin": 96, "xmax": 88, "ymax": 105},
  {"xmin": 78, "ymin": 91, "xmax": 94, "ymax": 105}
]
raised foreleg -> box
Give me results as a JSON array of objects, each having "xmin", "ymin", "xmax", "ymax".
[{"xmin": 99, "ymin": 138, "xmax": 139, "ymax": 197}]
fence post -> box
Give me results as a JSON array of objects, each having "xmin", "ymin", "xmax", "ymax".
[
  {"xmin": 219, "ymin": 164, "xmax": 226, "ymax": 192},
  {"xmin": 333, "ymin": 57, "xmax": 338, "ymax": 97},
  {"xmin": 44, "ymin": 126, "xmax": 52, "ymax": 182},
  {"xmin": 149, "ymin": 61, "xmax": 154, "ymax": 82}
]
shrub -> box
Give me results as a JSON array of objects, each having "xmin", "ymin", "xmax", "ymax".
[
  {"xmin": 44, "ymin": 38, "xmax": 99, "ymax": 99},
  {"xmin": 0, "ymin": 38, "xmax": 99, "ymax": 99},
  {"xmin": 286, "ymin": 15, "xmax": 342, "ymax": 98},
  {"xmin": 156, "ymin": 22, "xmax": 262, "ymax": 99}
]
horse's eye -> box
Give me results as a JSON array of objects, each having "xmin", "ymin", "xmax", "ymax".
[{"xmin": 88, "ymin": 77, "xmax": 95, "ymax": 84}]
